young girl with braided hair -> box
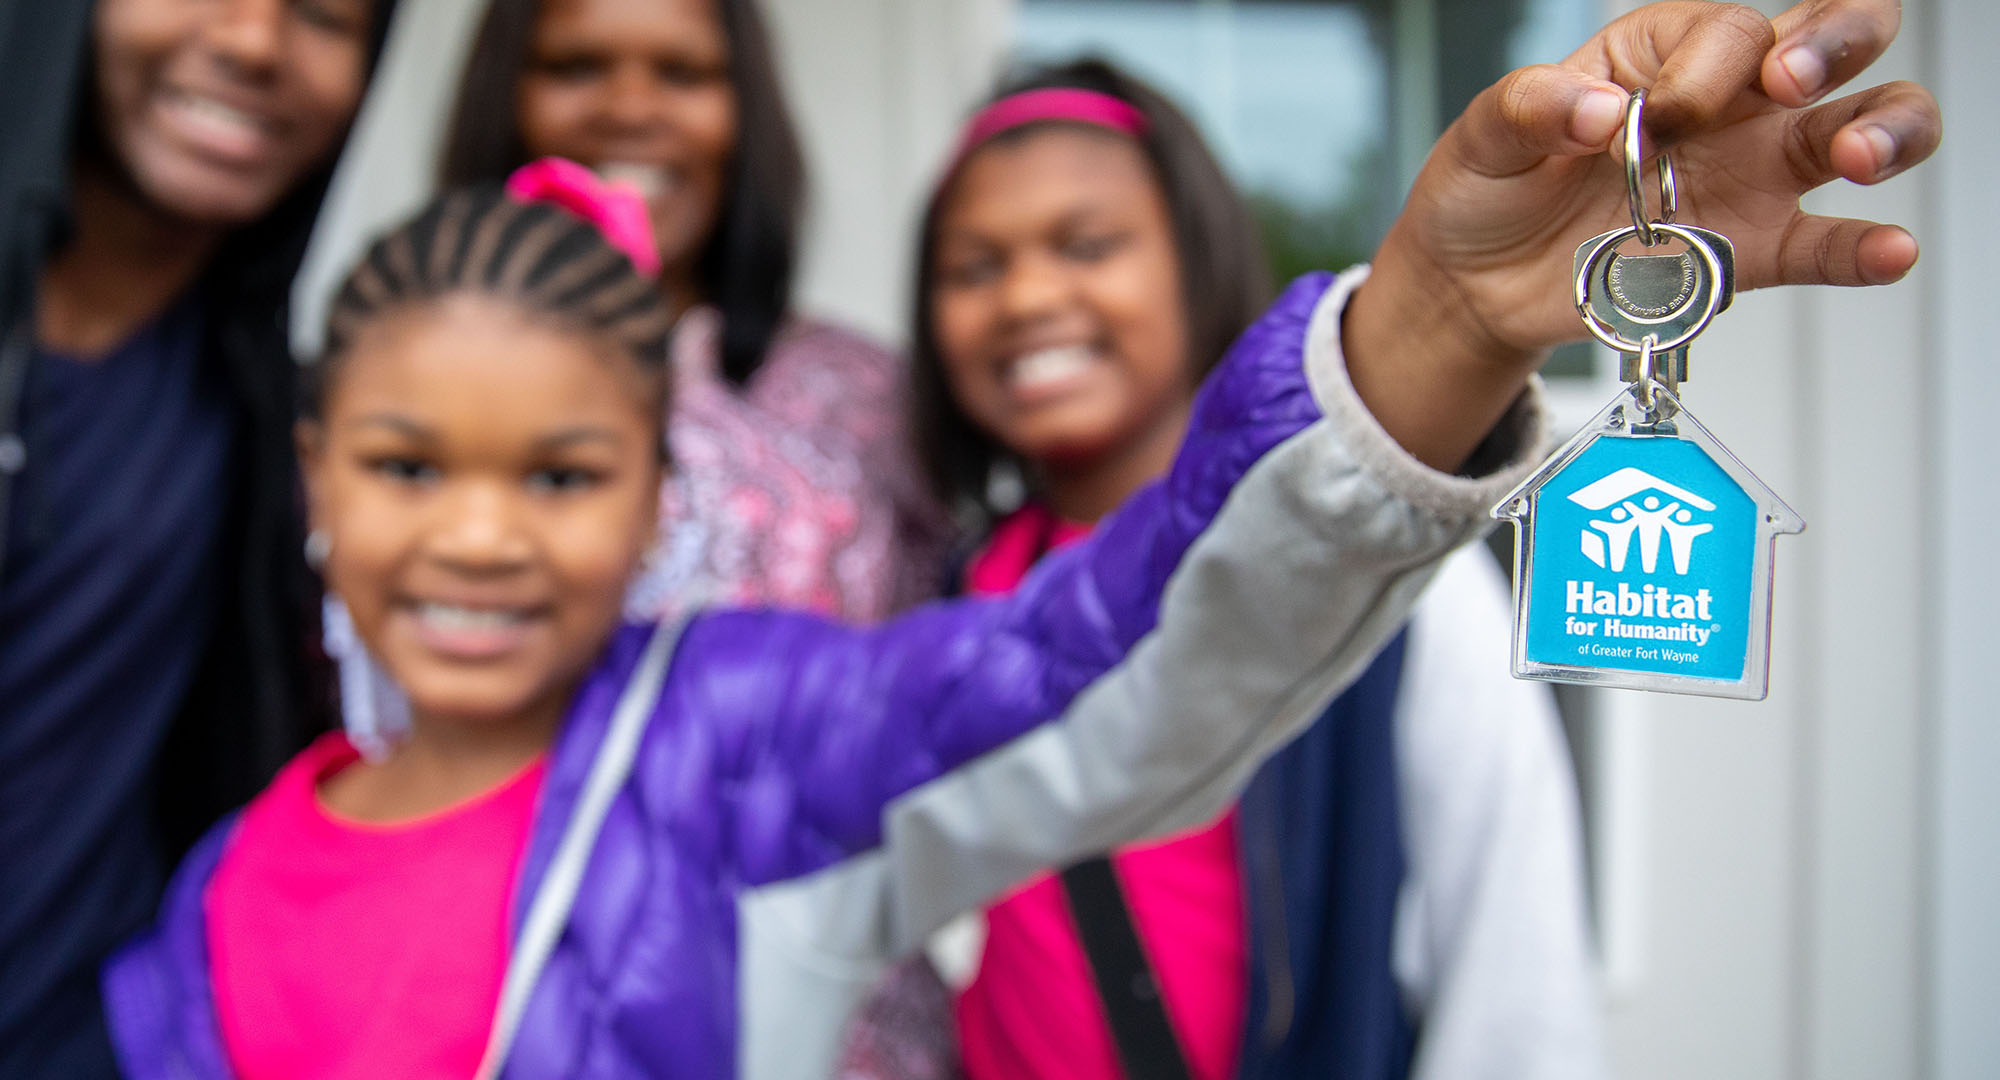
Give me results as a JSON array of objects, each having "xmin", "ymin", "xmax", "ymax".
[
  {"xmin": 103, "ymin": 0, "xmax": 1941, "ymax": 1072},
  {"xmin": 328, "ymin": 0, "xmax": 951, "ymax": 760},
  {"xmin": 106, "ymin": 158, "xmax": 1548, "ymax": 1079}
]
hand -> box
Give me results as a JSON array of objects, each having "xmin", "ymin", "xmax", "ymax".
[{"xmin": 1344, "ymin": 0, "xmax": 1941, "ymax": 471}]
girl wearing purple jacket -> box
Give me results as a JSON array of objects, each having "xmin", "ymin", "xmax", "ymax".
[{"xmin": 102, "ymin": 1, "xmax": 1936, "ymax": 1076}]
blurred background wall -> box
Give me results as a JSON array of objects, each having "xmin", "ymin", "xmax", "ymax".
[{"xmin": 295, "ymin": 1, "xmax": 1997, "ymax": 1076}]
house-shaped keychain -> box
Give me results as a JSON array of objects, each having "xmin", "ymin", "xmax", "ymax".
[{"xmin": 1492, "ymin": 387, "xmax": 1804, "ymax": 700}]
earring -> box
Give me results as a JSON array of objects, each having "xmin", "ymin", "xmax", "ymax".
[
  {"xmin": 304, "ymin": 529, "xmax": 332, "ymax": 571},
  {"xmin": 323, "ymin": 596, "xmax": 411, "ymax": 763}
]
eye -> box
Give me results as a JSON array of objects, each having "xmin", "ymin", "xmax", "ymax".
[
  {"xmin": 366, "ymin": 455, "xmax": 439, "ymax": 486},
  {"xmin": 293, "ymin": 0, "xmax": 367, "ymax": 35},
  {"xmin": 1061, "ymin": 230, "xmax": 1129, "ymax": 263},
  {"xmin": 526, "ymin": 466, "xmax": 605, "ymax": 495},
  {"xmin": 938, "ymin": 251, "xmax": 1002, "ymax": 290},
  {"xmin": 535, "ymin": 53, "xmax": 607, "ymax": 83},
  {"xmin": 655, "ymin": 57, "xmax": 724, "ymax": 89}
]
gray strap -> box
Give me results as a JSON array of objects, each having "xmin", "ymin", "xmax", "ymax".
[{"xmin": 474, "ymin": 617, "xmax": 689, "ymax": 1080}]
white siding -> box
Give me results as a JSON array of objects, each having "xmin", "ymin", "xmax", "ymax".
[
  {"xmin": 1591, "ymin": 1, "xmax": 1997, "ymax": 1078},
  {"xmin": 1926, "ymin": 0, "xmax": 2000, "ymax": 1075},
  {"xmin": 762, "ymin": 0, "xmax": 1013, "ymax": 342}
]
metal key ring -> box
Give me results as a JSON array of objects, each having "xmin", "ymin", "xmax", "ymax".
[
  {"xmin": 1624, "ymin": 88, "xmax": 1678, "ymax": 246},
  {"xmin": 1630, "ymin": 337, "xmax": 1684, "ymax": 425},
  {"xmin": 1633, "ymin": 335, "xmax": 1663, "ymax": 417},
  {"xmin": 1573, "ymin": 221, "xmax": 1726, "ymax": 353}
]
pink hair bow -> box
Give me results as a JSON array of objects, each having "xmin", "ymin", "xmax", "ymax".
[{"xmin": 504, "ymin": 156, "xmax": 663, "ymax": 278}]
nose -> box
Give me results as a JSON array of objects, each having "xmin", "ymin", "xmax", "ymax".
[
  {"xmin": 425, "ymin": 482, "xmax": 534, "ymax": 575},
  {"xmin": 204, "ymin": 0, "xmax": 285, "ymax": 77},
  {"xmin": 599, "ymin": 61, "xmax": 665, "ymax": 136},
  {"xmin": 997, "ymin": 251, "xmax": 1070, "ymax": 325}
]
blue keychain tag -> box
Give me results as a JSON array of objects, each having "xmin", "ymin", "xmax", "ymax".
[
  {"xmin": 1492, "ymin": 88, "xmax": 1804, "ymax": 700},
  {"xmin": 1493, "ymin": 385, "xmax": 1802, "ymax": 698}
]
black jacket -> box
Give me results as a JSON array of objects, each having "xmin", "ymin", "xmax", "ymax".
[
  {"xmin": 0, "ymin": 0, "xmax": 397, "ymax": 853},
  {"xmin": 0, "ymin": 2, "xmax": 396, "ymax": 1072}
]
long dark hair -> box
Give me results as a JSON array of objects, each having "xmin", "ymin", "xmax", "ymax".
[
  {"xmin": 440, "ymin": 0, "xmax": 804, "ymax": 386},
  {"xmin": 209, "ymin": 5, "xmax": 403, "ymax": 321},
  {"xmin": 153, "ymin": 0, "xmax": 403, "ymax": 852},
  {"xmin": 908, "ymin": 57, "xmax": 1273, "ymax": 523}
]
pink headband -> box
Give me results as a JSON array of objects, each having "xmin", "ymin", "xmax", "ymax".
[
  {"xmin": 950, "ymin": 88, "xmax": 1149, "ymax": 168},
  {"xmin": 504, "ymin": 157, "xmax": 662, "ymax": 278}
]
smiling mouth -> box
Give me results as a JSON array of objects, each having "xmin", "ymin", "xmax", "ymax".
[
  {"xmin": 1002, "ymin": 344, "xmax": 1099, "ymax": 404},
  {"xmin": 157, "ymin": 87, "xmax": 277, "ymax": 163},
  {"xmin": 403, "ymin": 601, "xmax": 542, "ymax": 661},
  {"xmin": 597, "ymin": 161, "xmax": 684, "ymax": 202}
]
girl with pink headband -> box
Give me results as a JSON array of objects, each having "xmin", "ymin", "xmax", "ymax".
[
  {"xmin": 949, "ymin": 87, "xmax": 1154, "ymax": 159},
  {"xmin": 843, "ymin": 57, "xmax": 1601, "ymax": 1080}
]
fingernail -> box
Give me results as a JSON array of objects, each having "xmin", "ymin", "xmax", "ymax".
[
  {"xmin": 1861, "ymin": 124, "xmax": 1898, "ymax": 175},
  {"xmin": 1573, "ymin": 89, "xmax": 1625, "ymax": 145},
  {"xmin": 1780, "ymin": 46, "xmax": 1827, "ymax": 101}
]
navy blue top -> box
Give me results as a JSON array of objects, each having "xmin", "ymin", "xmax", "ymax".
[
  {"xmin": 1238, "ymin": 632, "xmax": 1416, "ymax": 1080},
  {"xmin": 0, "ymin": 299, "xmax": 234, "ymax": 1077}
]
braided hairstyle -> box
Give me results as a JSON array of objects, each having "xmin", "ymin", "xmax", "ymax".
[{"xmin": 311, "ymin": 186, "xmax": 676, "ymax": 435}]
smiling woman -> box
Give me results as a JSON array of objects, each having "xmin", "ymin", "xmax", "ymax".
[
  {"xmin": 512, "ymin": 0, "xmax": 739, "ymax": 317},
  {"xmin": 445, "ymin": 0, "xmax": 793, "ymax": 381},
  {"xmin": 436, "ymin": 0, "xmax": 944, "ymax": 624},
  {"xmin": 90, "ymin": 0, "xmax": 374, "ymax": 226},
  {"xmin": 0, "ymin": 1, "xmax": 398, "ymax": 1076}
]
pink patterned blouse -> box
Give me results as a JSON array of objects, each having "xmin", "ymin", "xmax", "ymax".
[{"xmin": 624, "ymin": 307, "xmax": 944, "ymax": 624}]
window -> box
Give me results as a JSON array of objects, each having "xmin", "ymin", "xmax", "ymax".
[{"xmin": 1015, "ymin": 0, "xmax": 1599, "ymax": 374}]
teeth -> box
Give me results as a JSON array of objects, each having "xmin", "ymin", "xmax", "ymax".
[
  {"xmin": 416, "ymin": 603, "xmax": 526, "ymax": 632},
  {"xmin": 169, "ymin": 90, "xmax": 271, "ymax": 135},
  {"xmin": 1007, "ymin": 345, "xmax": 1095, "ymax": 389},
  {"xmin": 597, "ymin": 162, "xmax": 679, "ymax": 200}
]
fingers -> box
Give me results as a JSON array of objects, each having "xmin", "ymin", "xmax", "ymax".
[
  {"xmin": 1564, "ymin": 3, "xmax": 1774, "ymax": 144},
  {"xmin": 1449, "ymin": 64, "xmax": 1630, "ymax": 178},
  {"xmin": 1776, "ymin": 80, "xmax": 1941, "ymax": 191},
  {"xmin": 1773, "ymin": 215, "xmax": 1917, "ymax": 287},
  {"xmin": 1638, "ymin": 4, "xmax": 1776, "ymax": 142},
  {"xmin": 1765, "ymin": 0, "xmax": 1903, "ymax": 106}
]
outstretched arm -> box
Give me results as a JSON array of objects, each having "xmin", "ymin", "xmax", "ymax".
[
  {"xmin": 694, "ymin": 269, "xmax": 1544, "ymax": 929},
  {"xmin": 712, "ymin": 3, "xmax": 1938, "ymax": 1070},
  {"xmin": 701, "ymin": 0, "xmax": 1939, "ymax": 903},
  {"xmin": 1346, "ymin": 0, "xmax": 1939, "ymax": 471}
]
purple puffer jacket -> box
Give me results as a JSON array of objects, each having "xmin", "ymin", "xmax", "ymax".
[{"xmin": 101, "ymin": 271, "xmax": 1545, "ymax": 1080}]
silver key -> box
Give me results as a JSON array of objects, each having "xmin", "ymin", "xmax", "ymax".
[{"xmin": 1573, "ymin": 222, "xmax": 1736, "ymax": 394}]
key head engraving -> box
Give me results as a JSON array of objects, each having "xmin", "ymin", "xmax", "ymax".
[
  {"xmin": 1606, "ymin": 253, "xmax": 1695, "ymax": 319},
  {"xmin": 1574, "ymin": 224, "xmax": 1736, "ymax": 355}
]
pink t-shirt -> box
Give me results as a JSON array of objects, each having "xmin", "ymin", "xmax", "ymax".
[
  {"xmin": 205, "ymin": 735, "xmax": 546, "ymax": 1079},
  {"xmin": 954, "ymin": 505, "xmax": 1248, "ymax": 1080}
]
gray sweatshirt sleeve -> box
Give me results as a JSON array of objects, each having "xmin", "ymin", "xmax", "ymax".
[{"xmin": 734, "ymin": 267, "xmax": 1552, "ymax": 1080}]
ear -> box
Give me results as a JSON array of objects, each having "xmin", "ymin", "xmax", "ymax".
[{"xmin": 296, "ymin": 419, "xmax": 328, "ymax": 537}]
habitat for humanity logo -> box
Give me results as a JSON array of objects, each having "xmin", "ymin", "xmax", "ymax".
[
  {"xmin": 1567, "ymin": 466, "xmax": 1715, "ymax": 574},
  {"xmin": 1518, "ymin": 435, "xmax": 1755, "ymax": 682},
  {"xmin": 1557, "ymin": 463, "xmax": 1722, "ymax": 653}
]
